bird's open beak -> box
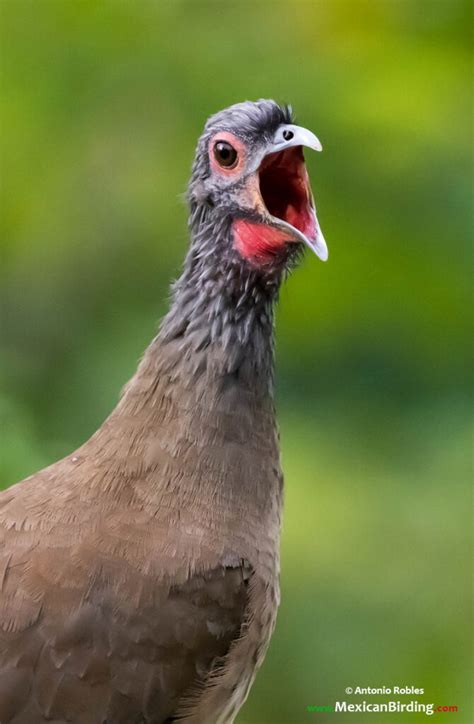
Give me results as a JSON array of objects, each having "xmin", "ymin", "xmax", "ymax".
[
  {"xmin": 259, "ymin": 124, "xmax": 327, "ymax": 261},
  {"xmin": 235, "ymin": 124, "xmax": 327, "ymax": 262}
]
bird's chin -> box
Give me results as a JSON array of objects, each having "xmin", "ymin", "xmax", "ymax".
[{"xmin": 232, "ymin": 146, "xmax": 327, "ymax": 267}]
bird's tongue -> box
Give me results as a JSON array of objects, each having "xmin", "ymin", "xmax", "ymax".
[{"xmin": 233, "ymin": 147, "xmax": 327, "ymax": 264}]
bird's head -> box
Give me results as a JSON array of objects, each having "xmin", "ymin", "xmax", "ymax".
[{"xmin": 188, "ymin": 99, "xmax": 327, "ymax": 271}]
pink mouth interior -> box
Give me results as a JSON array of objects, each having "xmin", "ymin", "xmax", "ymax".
[{"xmin": 258, "ymin": 147, "xmax": 316, "ymax": 240}]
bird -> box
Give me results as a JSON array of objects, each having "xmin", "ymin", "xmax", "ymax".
[{"xmin": 0, "ymin": 99, "xmax": 327, "ymax": 724}]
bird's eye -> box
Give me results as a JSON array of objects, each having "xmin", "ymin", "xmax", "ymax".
[{"xmin": 214, "ymin": 141, "xmax": 238, "ymax": 168}]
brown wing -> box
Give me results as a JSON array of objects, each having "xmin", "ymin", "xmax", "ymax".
[{"xmin": 0, "ymin": 480, "xmax": 251, "ymax": 724}]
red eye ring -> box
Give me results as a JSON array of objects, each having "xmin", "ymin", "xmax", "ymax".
[
  {"xmin": 209, "ymin": 132, "xmax": 246, "ymax": 175},
  {"xmin": 214, "ymin": 141, "xmax": 238, "ymax": 168}
]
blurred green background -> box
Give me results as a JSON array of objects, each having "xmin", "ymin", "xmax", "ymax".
[{"xmin": 0, "ymin": 1, "xmax": 471, "ymax": 722}]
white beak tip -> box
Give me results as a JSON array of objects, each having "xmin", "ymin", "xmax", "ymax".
[
  {"xmin": 308, "ymin": 233, "xmax": 328, "ymax": 261},
  {"xmin": 316, "ymin": 243, "xmax": 329, "ymax": 261}
]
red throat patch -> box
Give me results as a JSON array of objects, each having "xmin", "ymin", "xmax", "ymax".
[{"xmin": 232, "ymin": 219, "xmax": 294, "ymax": 265}]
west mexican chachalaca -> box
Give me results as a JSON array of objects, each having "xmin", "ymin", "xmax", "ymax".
[{"xmin": 0, "ymin": 100, "xmax": 327, "ymax": 723}]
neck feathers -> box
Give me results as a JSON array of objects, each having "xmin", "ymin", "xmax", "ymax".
[
  {"xmin": 98, "ymin": 205, "xmax": 282, "ymax": 507},
  {"xmin": 118, "ymin": 205, "xmax": 284, "ymax": 421},
  {"xmin": 156, "ymin": 205, "xmax": 281, "ymax": 386}
]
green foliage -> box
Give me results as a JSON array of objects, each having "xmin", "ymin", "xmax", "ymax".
[{"xmin": 0, "ymin": 1, "xmax": 471, "ymax": 721}]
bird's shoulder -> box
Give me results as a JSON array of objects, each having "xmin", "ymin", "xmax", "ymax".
[{"xmin": 0, "ymin": 515, "xmax": 253, "ymax": 723}]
